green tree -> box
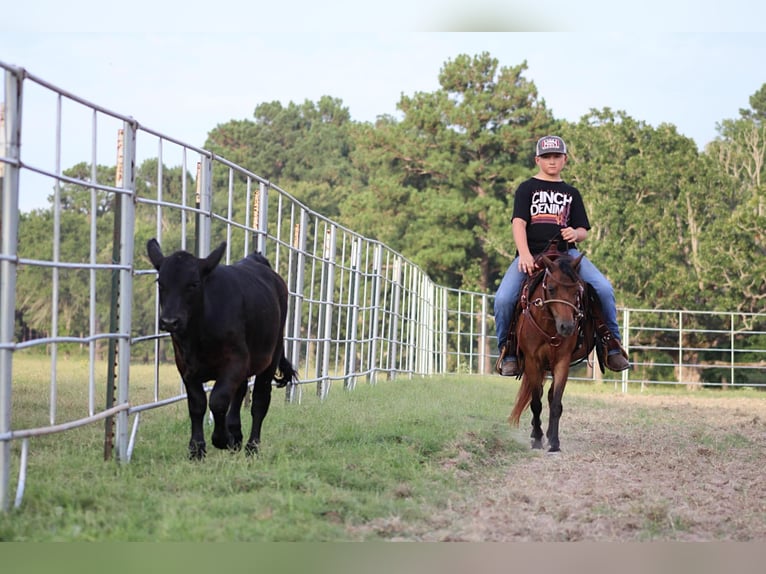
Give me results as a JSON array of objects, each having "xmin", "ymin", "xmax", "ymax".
[
  {"xmin": 344, "ymin": 53, "xmax": 554, "ymax": 292},
  {"xmin": 705, "ymin": 83, "xmax": 766, "ymax": 313},
  {"xmin": 205, "ymin": 96, "xmax": 357, "ymax": 218}
]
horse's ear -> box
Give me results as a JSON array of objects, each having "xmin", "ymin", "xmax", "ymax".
[
  {"xmin": 147, "ymin": 238, "xmax": 164, "ymax": 270},
  {"xmin": 572, "ymin": 253, "xmax": 584, "ymax": 270}
]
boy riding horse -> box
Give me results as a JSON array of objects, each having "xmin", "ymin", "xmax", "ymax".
[{"xmin": 494, "ymin": 135, "xmax": 629, "ymax": 376}]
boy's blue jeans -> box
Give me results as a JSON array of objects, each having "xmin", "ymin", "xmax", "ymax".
[{"xmin": 494, "ymin": 249, "xmax": 622, "ymax": 357}]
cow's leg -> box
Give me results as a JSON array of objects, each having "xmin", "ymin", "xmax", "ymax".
[
  {"xmin": 185, "ymin": 380, "xmax": 208, "ymax": 460},
  {"xmin": 209, "ymin": 368, "xmax": 245, "ymax": 451},
  {"xmin": 245, "ymin": 370, "xmax": 275, "ymax": 456},
  {"xmin": 225, "ymin": 380, "xmax": 248, "ymax": 451}
]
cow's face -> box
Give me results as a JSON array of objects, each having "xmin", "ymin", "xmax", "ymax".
[{"xmin": 147, "ymin": 240, "xmax": 226, "ymax": 334}]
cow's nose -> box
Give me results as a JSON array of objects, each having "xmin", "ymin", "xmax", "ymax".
[{"xmin": 160, "ymin": 317, "xmax": 180, "ymax": 332}]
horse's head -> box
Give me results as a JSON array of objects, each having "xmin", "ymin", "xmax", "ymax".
[{"xmin": 539, "ymin": 254, "xmax": 584, "ymax": 338}]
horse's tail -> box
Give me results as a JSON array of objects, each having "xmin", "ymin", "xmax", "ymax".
[
  {"xmin": 508, "ymin": 376, "xmax": 537, "ymax": 427},
  {"xmin": 273, "ymin": 353, "xmax": 298, "ymax": 388}
]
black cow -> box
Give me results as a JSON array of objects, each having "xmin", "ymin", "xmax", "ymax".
[{"xmin": 147, "ymin": 239, "xmax": 297, "ymax": 459}]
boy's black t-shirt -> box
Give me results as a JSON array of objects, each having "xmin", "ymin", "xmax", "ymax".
[{"xmin": 511, "ymin": 177, "xmax": 591, "ymax": 255}]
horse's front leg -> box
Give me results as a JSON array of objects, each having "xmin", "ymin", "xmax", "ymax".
[
  {"xmin": 546, "ymin": 362, "xmax": 570, "ymax": 452},
  {"xmin": 184, "ymin": 379, "xmax": 208, "ymax": 460},
  {"xmin": 529, "ymin": 375, "xmax": 545, "ymax": 450}
]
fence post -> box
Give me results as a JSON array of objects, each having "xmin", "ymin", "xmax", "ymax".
[
  {"xmin": 0, "ymin": 68, "xmax": 21, "ymax": 512},
  {"xmin": 115, "ymin": 119, "xmax": 136, "ymax": 463},
  {"xmin": 104, "ymin": 129, "xmax": 123, "ymax": 460}
]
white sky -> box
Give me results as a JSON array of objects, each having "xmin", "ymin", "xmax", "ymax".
[{"xmin": 2, "ymin": 1, "xmax": 765, "ymax": 212}]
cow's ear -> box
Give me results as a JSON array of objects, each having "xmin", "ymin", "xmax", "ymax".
[
  {"xmin": 147, "ymin": 238, "xmax": 164, "ymax": 270},
  {"xmin": 201, "ymin": 242, "xmax": 226, "ymax": 276}
]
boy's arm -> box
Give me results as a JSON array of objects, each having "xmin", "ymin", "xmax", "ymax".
[{"xmin": 512, "ymin": 217, "xmax": 536, "ymax": 273}]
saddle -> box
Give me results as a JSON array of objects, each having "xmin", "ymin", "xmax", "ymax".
[{"xmin": 495, "ymin": 247, "xmax": 609, "ymax": 376}]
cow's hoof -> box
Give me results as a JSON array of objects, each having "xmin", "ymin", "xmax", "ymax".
[
  {"xmin": 227, "ymin": 425, "xmax": 243, "ymax": 447},
  {"xmin": 188, "ymin": 442, "xmax": 206, "ymax": 460},
  {"xmin": 212, "ymin": 429, "xmax": 230, "ymax": 450},
  {"xmin": 244, "ymin": 441, "xmax": 260, "ymax": 457}
]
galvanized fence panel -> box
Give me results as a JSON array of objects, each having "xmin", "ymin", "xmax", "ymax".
[{"xmin": 1, "ymin": 62, "xmax": 766, "ymax": 511}]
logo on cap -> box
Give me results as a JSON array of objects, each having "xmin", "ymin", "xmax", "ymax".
[{"xmin": 536, "ymin": 136, "xmax": 567, "ymax": 156}]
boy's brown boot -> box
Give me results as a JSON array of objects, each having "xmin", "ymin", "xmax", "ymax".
[
  {"xmin": 501, "ymin": 358, "xmax": 520, "ymax": 377},
  {"xmin": 605, "ymin": 340, "xmax": 630, "ymax": 372}
]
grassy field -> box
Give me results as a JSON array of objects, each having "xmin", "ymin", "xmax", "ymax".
[
  {"xmin": 0, "ymin": 355, "xmax": 527, "ymax": 541},
  {"xmin": 2, "ymin": 355, "xmax": 764, "ymax": 542}
]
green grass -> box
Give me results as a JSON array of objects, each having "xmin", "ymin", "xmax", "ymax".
[
  {"xmin": 0, "ymin": 360, "xmax": 528, "ymax": 541},
  {"xmin": 3, "ymin": 355, "xmax": 763, "ymax": 541}
]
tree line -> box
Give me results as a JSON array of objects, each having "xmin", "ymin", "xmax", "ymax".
[{"xmin": 11, "ymin": 52, "xmax": 766, "ymax": 355}]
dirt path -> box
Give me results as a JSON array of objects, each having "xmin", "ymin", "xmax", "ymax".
[{"xmin": 390, "ymin": 392, "xmax": 766, "ymax": 541}]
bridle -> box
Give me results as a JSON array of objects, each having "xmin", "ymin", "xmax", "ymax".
[{"xmin": 521, "ymin": 265, "xmax": 584, "ymax": 347}]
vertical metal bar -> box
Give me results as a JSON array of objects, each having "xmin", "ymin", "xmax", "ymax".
[
  {"xmin": 225, "ymin": 168, "xmax": 233, "ymax": 264},
  {"xmin": 344, "ymin": 237, "xmax": 362, "ymax": 390},
  {"xmin": 456, "ymin": 291, "xmax": 463, "ymax": 372},
  {"xmin": 115, "ymin": 119, "xmax": 136, "ymax": 463},
  {"xmin": 368, "ymin": 244, "xmax": 383, "ymax": 384},
  {"xmin": 88, "ymin": 110, "xmax": 98, "ymax": 416},
  {"xmin": 244, "ymin": 178, "xmax": 252, "ymax": 255},
  {"xmin": 197, "ymin": 156, "xmax": 212, "ymax": 257},
  {"xmin": 153, "ymin": 139, "xmax": 163, "ymax": 402},
  {"xmin": 0, "ymin": 68, "xmax": 22, "ymax": 512},
  {"xmin": 335, "ymin": 235, "xmax": 348, "ymax": 378},
  {"xmin": 440, "ymin": 288, "xmax": 448, "ymax": 374},
  {"xmin": 49, "ymin": 93, "xmax": 63, "ymax": 425},
  {"xmin": 389, "ymin": 256, "xmax": 402, "ymax": 380},
  {"xmin": 257, "ymin": 181, "xmax": 269, "ymax": 255},
  {"xmin": 318, "ymin": 225, "xmax": 336, "ymax": 400},
  {"xmin": 286, "ymin": 210, "xmax": 307, "ymax": 404},
  {"xmin": 678, "ymin": 310, "xmax": 683, "ymax": 385},
  {"xmin": 622, "ymin": 308, "xmax": 630, "ymax": 393},
  {"xmin": 180, "ymin": 149, "xmax": 188, "ymax": 251},
  {"xmin": 480, "ymin": 294, "xmax": 488, "ymax": 375},
  {"xmin": 730, "ymin": 313, "xmax": 735, "ymax": 386},
  {"xmin": 13, "ymin": 438, "xmax": 28, "ymax": 509},
  {"xmin": 194, "ymin": 161, "xmax": 201, "ymax": 256}
]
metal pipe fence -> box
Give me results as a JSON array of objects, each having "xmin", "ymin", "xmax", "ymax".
[{"xmin": 1, "ymin": 62, "xmax": 765, "ymax": 511}]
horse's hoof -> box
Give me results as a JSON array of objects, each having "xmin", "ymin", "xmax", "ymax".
[
  {"xmin": 531, "ymin": 439, "xmax": 544, "ymax": 450},
  {"xmin": 548, "ymin": 446, "xmax": 561, "ymax": 453}
]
